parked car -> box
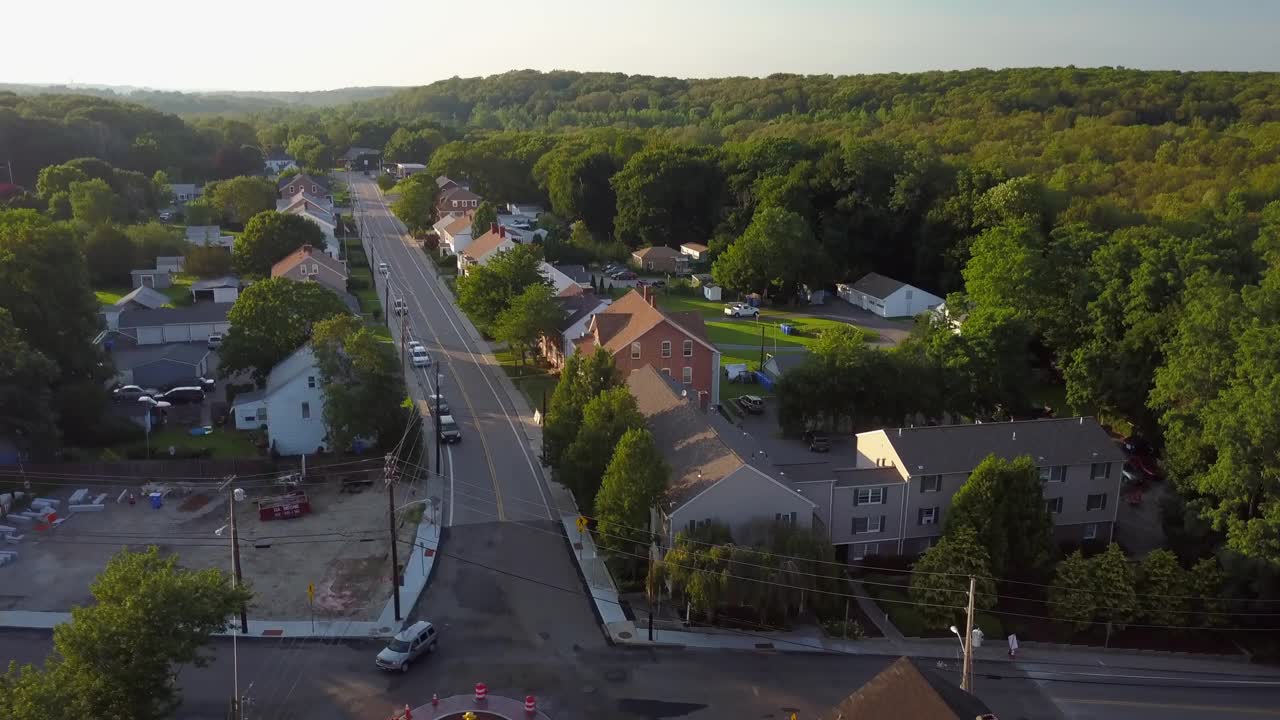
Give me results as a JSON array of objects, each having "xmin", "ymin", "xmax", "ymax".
[
  {"xmin": 157, "ymin": 387, "xmax": 206, "ymax": 405},
  {"xmin": 426, "ymin": 394, "xmax": 450, "ymax": 416},
  {"xmin": 1122, "ymin": 461, "xmax": 1150, "ymax": 487},
  {"xmin": 738, "ymin": 395, "xmax": 765, "ymax": 415},
  {"xmin": 438, "ymin": 415, "xmax": 461, "ymax": 443},
  {"xmin": 207, "ymin": 334, "xmax": 224, "ymax": 350},
  {"xmin": 410, "ymin": 346, "xmax": 431, "ymax": 368},
  {"xmin": 112, "ymin": 385, "xmax": 156, "ymax": 403},
  {"xmin": 1130, "ymin": 454, "xmax": 1163, "ymax": 481},
  {"xmin": 160, "ymin": 377, "xmax": 216, "ymax": 393},
  {"xmin": 803, "ymin": 429, "xmax": 831, "ymax": 453},
  {"xmin": 375, "ymin": 621, "xmax": 437, "ymax": 673},
  {"xmin": 394, "ymin": 298, "xmax": 408, "ymax": 316},
  {"xmin": 724, "ymin": 302, "xmax": 760, "ymax": 318},
  {"xmin": 379, "ymin": 262, "xmax": 390, "ymax": 276},
  {"xmin": 159, "ymin": 211, "xmax": 172, "ymax": 221},
  {"xmin": 610, "ymin": 270, "xmax": 636, "ymax": 280}
]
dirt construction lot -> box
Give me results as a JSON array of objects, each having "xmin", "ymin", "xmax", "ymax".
[{"xmin": 0, "ymin": 471, "xmax": 411, "ymax": 621}]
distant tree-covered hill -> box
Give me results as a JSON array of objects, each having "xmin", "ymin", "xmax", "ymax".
[{"xmin": 0, "ymin": 83, "xmax": 404, "ymax": 115}]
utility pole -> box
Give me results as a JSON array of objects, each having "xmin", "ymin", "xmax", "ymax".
[
  {"xmin": 385, "ymin": 453, "xmax": 402, "ymax": 622},
  {"xmin": 434, "ymin": 365, "xmax": 442, "ymax": 477},
  {"xmin": 758, "ymin": 321, "xmax": 765, "ymax": 369},
  {"xmin": 228, "ymin": 481, "xmax": 247, "ymax": 635},
  {"xmin": 399, "ymin": 308, "xmax": 408, "ymax": 359},
  {"xmin": 961, "ymin": 575, "xmax": 977, "ymax": 692},
  {"xmin": 647, "ymin": 509, "xmax": 657, "ymax": 642}
]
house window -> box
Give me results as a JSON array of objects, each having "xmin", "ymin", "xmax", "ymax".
[
  {"xmin": 1083, "ymin": 523, "xmax": 1099, "ymax": 540},
  {"xmin": 853, "ymin": 543, "xmax": 879, "ymax": 561},
  {"xmin": 682, "ymin": 367, "xmax": 692, "ymax": 385},
  {"xmin": 661, "ymin": 368, "xmax": 671, "ymax": 377},
  {"xmin": 287, "ymin": 185, "xmax": 295, "ymax": 194},
  {"xmin": 1039, "ymin": 466, "xmax": 1066, "ymax": 483},
  {"xmin": 631, "ymin": 342, "xmax": 641, "ymax": 359},
  {"xmin": 918, "ymin": 507, "xmax": 939, "ymax": 526},
  {"xmin": 852, "ymin": 515, "xmax": 884, "ymax": 534},
  {"xmin": 301, "ymin": 402, "xmax": 311, "ymax": 420},
  {"xmin": 920, "ymin": 475, "xmax": 942, "ymax": 493},
  {"xmin": 311, "ymin": 185, "xmax": 318, "ymax": 193},
  {"xmin": 255, "ymin": 407, "xmax": 267, "ymax": 422},
  {"xmin": 1090, "ymin": 462, "xmax": 1112, "ymax": 479},
  {"xmin": 452, "ymin": 201, "xmax": 459, "ymax": 208},
  {"xmin": 905, "ymin": 289, "xmax": 913, "ymax": 300},
  {"xmin": 1086, "ymin": 493, "xmax": 1108, "ymax": 511},
  {"xmin": 775, "ymin": 512, "xmax": 797, "ymax": 527},
  {"xmin": 307, "ymin": 376, "xmax": 316, "ymax": 389},
  {"xmin": 661, "ymin": 340, "xmax": 672, "ymax": 358},
  {"xmin": 683, "ymin": 339, "xmax": 693, "ymax": 357},
  {"xmin": 1045, "ymin": 497, "xmax": 1063, "ymax": 514},
  {"xmin": 854, "ymin": 487, "xmax": 885, "ymax": 506}
]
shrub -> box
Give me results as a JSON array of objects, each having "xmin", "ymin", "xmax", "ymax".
[
  {"xmin": 347, "ymin": 275, "xmax": 369, "ymax": 291},
  {"xmin": 376, "ymin": 175, "xmax": 395, "ymax": 191},
  {"xmin": 974, "ymin": 613, "xmax": 1005, "ymax": 641},
  {"xmin": 89, "ymin": 416, "xmax": 145, "ymax": 446}
]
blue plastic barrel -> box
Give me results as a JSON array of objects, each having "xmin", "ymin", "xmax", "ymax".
[{"xmin": 149, "ymin": 492, "xmax": 162, "ymax": 509}]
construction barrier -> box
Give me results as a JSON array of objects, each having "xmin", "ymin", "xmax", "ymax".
[
  {"xmin": 474, "ymin": 682, "xmax": 487, "ymax": 703},
  {"xmin": 525, "ymin": 695, "xmax": 537, "ymax": 714}
]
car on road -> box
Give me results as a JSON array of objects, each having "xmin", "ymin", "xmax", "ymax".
[
  {"xmin": 379, "ymin": 262, "xmax": 390, "ymax": 276},
  {"xmin": 410, "ymin": 346, "xmax": 431, "ymax": 368},
  {"xmin": 724, "ymin": 302, "xmax": 760, "ymax": 318},
  {"xmin": 375, "ymin": 620, "xmax": 437, "ymax": 673},
  {"xmin": 803, "ymin": 429, "xmax": 831, "ymax": 453},
  {"xmin": 426, "ymin": 394, "xmax": 450, "ymax": 415},
  {"xmin": 438, "ymin": 414, "xmax": 461, "ymax": 443},
  {"xmin": 157, "ymin": 387, "xmax": 205, "ymax": 405},
  {"xmin": 738, "ymin": 395, "xmax": 765, "ymax": 415},
  {"xmin": 112, "ymin": 385, "xmax": 157, "ymax": 403},
  {"xmin": 206, "ymin": 334, "xmax": 224, "ymax": 350},
  {"xmin": 394, "ymin": 298, "xmax": 408, "ymax": 316},
  {"xmin": 159, "ymin": 377, "xmax": 216, "ymax": 394}
]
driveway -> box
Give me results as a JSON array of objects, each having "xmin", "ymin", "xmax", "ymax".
[
  {"xmin": 720, "ymin": 401, "xmax": 859, "ymax": 481},
  {"xmin": 790, "ymin": 300, "xmax": 914, "ymax": 347}
]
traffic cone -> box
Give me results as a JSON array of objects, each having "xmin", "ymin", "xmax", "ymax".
[
  {"xmin": 432, "ymin": 693, "xmax": 439, "ymax": 707},
  {"xmin": 525, "ymin": 695, "xmax": 537, "ymax": 714},
  {"xmin": 403, "ymin": 705, "xmax": 412, "ymax": 720}
]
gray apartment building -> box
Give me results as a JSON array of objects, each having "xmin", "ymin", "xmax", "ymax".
[{"xmin": 792, "ymin": 417, "xmax": 1127, "ymax": 562}]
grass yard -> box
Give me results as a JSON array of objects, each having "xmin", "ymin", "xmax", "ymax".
[
  {"xmin": 494, "ymin": 348, "xmax": 558, "ymax": 411},
  {"xmin": 96, "ymin": 274, "xmax": 196, "ymax": 307},
  {"xmin": 657, "ymin": 293, "xmax": 876, "ymax": 349},
  {"xmin": 140, "ymin": 426, "xmax": 261, "ymax": 459}
]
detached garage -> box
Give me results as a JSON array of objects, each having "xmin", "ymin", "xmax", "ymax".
[
  {"xmin": 837, "ymin": 272, "xmax": 943, "ymax": 319},
  {"xmin": 111, "ymin": 344, "xmax": 211, "ymax": 388},
  {"xmin": 118, "ymin": 303, "xmax": 233, "ymax": 346}
]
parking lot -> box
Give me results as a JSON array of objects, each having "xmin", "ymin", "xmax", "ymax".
[
  {"xmin": 0, "ymin": 470, "xmax": 409, "ymax": 620},
  {"xmin": 719, "ymin": 398, "xmax": 861, "ymax": 478}
]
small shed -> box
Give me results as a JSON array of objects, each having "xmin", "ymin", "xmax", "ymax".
[
  {"xmin": 703, "ymin": 284, "xmax": 723, "ymax": 301},
  {"xmin": 190, "ymin": 276, "xmax": 241, "ymax": 304},
  {"xmin": 156, "ymin": 256, "xmax": 185, "ymax": 273},
  {"xmin": 131, "ymin": 268, "xmax": 172, "ymax": 290}
]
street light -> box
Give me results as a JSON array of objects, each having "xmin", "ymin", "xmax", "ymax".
[{"xmin": 137, "ymin": 396, "xmax": 172, "ymax": 458}]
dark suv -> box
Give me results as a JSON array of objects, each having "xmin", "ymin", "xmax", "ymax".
[{"xmin": 803, "ymin": 430, "xmax": 831, "ymax": 453}]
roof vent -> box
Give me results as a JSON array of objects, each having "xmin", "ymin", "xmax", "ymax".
[{"xmin": 1012, "ymin": 431, "xmax": 1017, "ymax": 441}]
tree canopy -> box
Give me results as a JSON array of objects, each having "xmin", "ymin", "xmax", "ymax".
[
  {"xmin": 311, "ymin": 314, "xmax": 407, "ymax": 451},
  {"xmin": 219, "ymin": 278, "xmax": 349, "ymax": 383},
  {"xmin": 233, "ymin": 211, "xmax": 325, "ymax": 276}
]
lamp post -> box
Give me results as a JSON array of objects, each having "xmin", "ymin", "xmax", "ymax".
[{"xmin": 137, "ymin": 396, "xmax": 172, "ymax": 458}]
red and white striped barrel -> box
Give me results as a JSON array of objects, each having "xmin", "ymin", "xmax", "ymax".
[
  {"xmin": 474, "ymin": 682, "xmax": 488, "ymax": 703},
  {"xmin": 524, "ymin": 695, "xmax": 537, "ymax": 714}
]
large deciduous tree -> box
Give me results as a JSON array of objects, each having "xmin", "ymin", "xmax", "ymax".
[
  {"xmin": 471, "ymin": 201, "xmax": 498, "ymax": 237},
  {"xmin": 286, "ymin": 134, "xmax": 333, "ymax": 170},
  {"xmin": 382, "ymin": 127, "xmax": 446, "ymax": 164},
  {"xmin": 1136, "ymin": 549, "xmax": 1189, "ymax": 627},
  {"xmin": 1048, "ymin": 550, "xmax": 1097, "ymax": 631},
  {"xmin": 493, "ymin": 282, "xmax": 561, "ymax": 365},
  {"xmin": 945, "ymin": 454, "xmax": 1054, "ymax": 579},
  {"xmin": 183, "ymin": 245, "xmax": 234, "ymax": 278},
  {"xmin": 455, "ymin": 243, "xmax": 544, "ymax": 333},
  {"xmin": 205, "ymin": 176, "xmax": 276, "ymax": 228},
  {"xmin": 83, "ymin": 225, "xmax": 137, "ymax": 285},
  {"xmin": 389, "ymin": 176, "xmax": 438, "ymax": 235},
  {"xmin": 612, "ymin": 145, "xmax": 724, "ymax": 249},
  {"xmin": 595, "ymin": 428, "xmax": 669, "ymax": 557},
  {"xmin": 311, "ymin": 314, "xmax": 407, "ymax": 451},
  {"xmin": 0, "ymin": 309, "xmax": 60, "ymax": 454},
  {"xmin": 68, "ymin": 178, "xmax": 120, "ymax": 225},
  {"xmin": 543, "ymin": 349, "xmax": 618, "ymax": 468},
  {"xmin": 0, "ymin": 547, "xmax": 250, "ymax": 720},
  {"xmin": 558, "ymin": 386, "xmax": 644, "ymax": 510},
  {"xmin": 711, "ymin": 206, "xmax": 817, "ymax": 299},
  {"xmin": 219, "ymin": 278, "xmax": 349, "ymax": 383},
  {"xmin": 233, "ymin": 211, "xmax": 325, "ymax": 276},
  {"xmin": 908, "ymin": 526, "xmax": 998, "ymax": 629}
]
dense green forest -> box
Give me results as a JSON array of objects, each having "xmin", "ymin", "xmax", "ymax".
[
  {"xmin": 6, "ymin": 68, "xmax": 1280, "ymax": 580},
  {"xmin": 0, "ymin": 83, "xmax": 403, "ymax": 115}
]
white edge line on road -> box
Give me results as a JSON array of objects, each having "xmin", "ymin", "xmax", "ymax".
[
  {"xmin": 362, "ymin": 178, "xmax": 553, "ymax": 521},
  {"xmin": 447, "ymin": 445, "xmax": 455, "ymax": 527}
]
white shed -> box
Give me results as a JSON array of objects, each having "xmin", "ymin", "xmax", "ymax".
[
  {"xmin": 703, "ymin": 284, "xmax": 723, "ymax": 301},
  {"xmin": 837, "ymin": 273, "xmax": 943, "ymax": 318}
]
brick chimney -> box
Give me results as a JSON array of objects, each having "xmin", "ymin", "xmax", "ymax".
[
  {"xmin": 490, "ymin": 222, "xmax": 499, "ymax": 235},
  {"xmin": 498, "ymin": 225, "xmax": 506, "ymax": 239},
  {"xmin": 300, "ymin": 244, "xmax": 313, "ymax": 255},
  {"xmin": 647, "ymin": 288, "xmax": 655, "ymax": 307},
  {"xmin": 639, "ymin": 285, "xmax": 648, "ymax": 303}
]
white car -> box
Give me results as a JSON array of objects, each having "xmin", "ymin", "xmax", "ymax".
[
  {"xmin": 410, "ymin": 346, "xmax": 431, "ymax": 368},
  {"xmin": 375, "ymin": 621, "xmax": 437, "ymax": 673},
  {"xmin": 379, "ymin": 262, "xmax": 390, "ymax": 276},
  {"xmin": 207, "ymin": 334, "xmax": 225, "ymax": 349},
  {"xmin": 393, "ymin": 298, "xmax": 408, "ymax": 316},
  {"xmin": 723, "ymin": 302, "xmax": 760, "ymax": 318}
]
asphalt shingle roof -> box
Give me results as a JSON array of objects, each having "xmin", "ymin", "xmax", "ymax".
[
  {"xmin": 113, "ymin": 343, "xmax": 210, "ymax": 370},
  {"xmin": 555, "ymin": 295, "xmax": 607, "ymax": 331},
  {"xmin": 849, "ymin": 272, "xmax": 910, "ymax": 300},
  {"xmin": 883, "ymin": 417, "xmax": 1126, "ymax": 476},
  {"xmin": 113, "ymin": 286, "xmax": 170, "ymax": 310},
  {"xmin": 830, "ymin": 656, "xmax": 993, "ymax": 719},
  {"xmin": 117, "ymin": 303, "xmax": 233, "ymax": 328}
]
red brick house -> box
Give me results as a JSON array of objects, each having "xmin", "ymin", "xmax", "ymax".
[{"xmin": 576, "ymin": 288, "xmax": 721, "ymax": 406}]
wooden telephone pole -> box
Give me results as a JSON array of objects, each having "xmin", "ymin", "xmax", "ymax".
[
  {"xmin": 385, "ymin": 453, "xmax": 402, "ymax": 622},
  {"xmin": 961, "ymin": 575, "xmax": 977, "ymax": 692}
]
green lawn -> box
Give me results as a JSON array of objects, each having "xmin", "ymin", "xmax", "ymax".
[
  {"xmin": 657, "ymin": 293, "xmax": 876, "ymax": 348},
  {"xmin": 141, "ymin": 426, "xmax": 261, "ymax": 459},
  {"xmin": 96, "ymin": 275, "xmax": 195, "ymax": 307},
  {"xmin": 494, "ymin": 348, "xmax": 558, "ymax": 411}
]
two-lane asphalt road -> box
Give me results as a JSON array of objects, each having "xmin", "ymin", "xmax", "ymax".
[{"xmin": 349, "ymin": 173, "xmax": 554, "ymax": 527}]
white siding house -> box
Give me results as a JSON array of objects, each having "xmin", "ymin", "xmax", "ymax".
[
  {"xmin": 231, "ymin": 346, "xmax": 327, "ymax": 456},
  {"xmin": 837, "ymin": 272, "xmax": 944, "ymax": 318}
]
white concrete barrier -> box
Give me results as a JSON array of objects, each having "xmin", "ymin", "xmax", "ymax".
[
  {"xmin": 92, "ymin": 494, "xmax": 107, "ymax": 505},
  {"xmin": 68, "ymin": 489, "xmax": 88, "ymax": 505}
]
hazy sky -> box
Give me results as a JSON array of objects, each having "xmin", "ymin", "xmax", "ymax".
[{"xmin": 9, "ymin": 0, "xmax": 1278, "ymax": 92}]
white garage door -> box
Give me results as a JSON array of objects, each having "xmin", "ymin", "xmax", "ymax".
[
  {"xmin": 188, "ymin": 324, "xmax": 215, "ymax": 341},
  {"xmin": 163, "ymin": 325, "xmax": 191, "ymax": 343},
  {"xmin": 138, "ymin": 327, "xmax": 165, "ymax": 345}
]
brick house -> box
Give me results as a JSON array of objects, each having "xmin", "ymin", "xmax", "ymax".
[
  {"xmin": 631, "ymin": 246, "xmax": 688, "ymax": 275},
  {"xmin": 575, "ymin": 288, "xmax": 721, "ymax": 406}
]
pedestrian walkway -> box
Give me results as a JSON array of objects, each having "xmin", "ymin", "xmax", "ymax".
[{"xmin": 848, "ymin": 578, "xmax": 904, "ymax": 641}]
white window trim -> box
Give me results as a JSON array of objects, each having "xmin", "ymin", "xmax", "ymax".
[
  {"xmin": 683, "ymin": 339, "xmax": 693, "ymax": 357},
  {"xmin": 853, "ymin": 542, "xmax": 879, "ymax": 561},
  {"xmin": 661, "ymin": 340, "xmax": 672, "ymax": 358},
  {"xmin": 1086, "ymin": 493, "xmax": 1108, "ymax": 511},
  {"xmin": 855, "ymin": 487, "xmax": 885, "ymax": 506},
  {"xmin": 681, "ymin": 366, "xmax": 692, "ymax": 385},
  {"xmin": 920, "ymin": 475, "xmax": 942, "ymax": 493},
  {"xmin": 1039, "ymin": 466, "xmax": 1066, "ymax": 483},
  {"xmin": 919, "ymin": 507, "xmax": 938, "ymax": 525},
  {"xmin": 1083, "ymin": 523, "xmax": 1098, "ymax": 540},
  {"xmin": 631, "ymin": 342, "xmax": 641, "ymax": 359},
  {"xmin": 1046, "ymin": 497, "xmax": 1063, "ymax": 514},
  {"xmin": 1090, "ymin": 462, "xmax": 1112, "ymax": 480}
]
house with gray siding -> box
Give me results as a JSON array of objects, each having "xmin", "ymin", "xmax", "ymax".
[
  {"xmin": 231, "ymin": 345, "xmax": 326, "ymax": 456},
  {"xmin": 626, "ymin": 366, "xmax": 816, "ymax": 545},
  {"xmin": 796, "ymin": 417, "xmax": 1127, "ymax": 562}
]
